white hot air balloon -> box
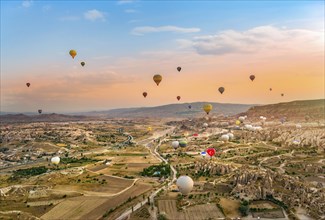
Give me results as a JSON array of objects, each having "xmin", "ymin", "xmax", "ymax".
[
  {"xmin": 238, "ymin": 116, "xmax": 245, "ymax": 123},
  {"xmin": 203, "ymin": 123, "xmax": 208, "ymax": 128},
  {"xmin": 244, "ymin": 124, "xmax": 253, "ymax": 130},
  {"xmin": 227, "ymin": 133, "xmax": 234, "ymax": 140},
  {"xmin": 51, "ymin": 156, "xmax": 60, "ymax": 165},
  {"xmin": 176, "ymin": 176, "xmax": 194, "ymax": 195},
  {"xmin": 296, "ymin": 124, "xmax": 302, "ymax": 129},
  {"xmin": 172, "ymin": 141, "xmax": 179, "ymax": 149},
  {"xmin": 220, "ymin": 134, "xmax": 229, "ymax": 142},
  {"xmin": 293, "ymin": 140, "xmax": 300, "ymax": 145}
]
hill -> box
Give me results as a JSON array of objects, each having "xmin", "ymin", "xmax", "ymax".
[
  {"xmin": 241, "ymin": 99, "xmax": 325, "ymax": 121},
  {"xmin": 82, "ymin": 102, "xmax": 255, "ymax": 118},
  {"xmin": 0, "ymin": 113, "xmax": 94, "ymax": 123}
]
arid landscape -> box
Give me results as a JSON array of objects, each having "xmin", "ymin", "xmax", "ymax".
[{"xmin": 0, "ymin": 99, "xmax": 324, "ymax": 220}]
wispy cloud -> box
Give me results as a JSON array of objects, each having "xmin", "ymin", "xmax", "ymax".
[
  {"xmin": 117, "ymin": 0, "xmax": 134, "ymax": 5},
  {"xmin": 124, "ymin": 9, "xmax": 138, "ymax": 13},
  {"xmin": 59, "ymin": 16, "xmax": 80, "ymax": 21},
  {"xmin": 84, "ymin": 9, "xmax": 106, "ymax": 21},
  {"xmin": 22, "ymin": 0, "xmax": 33, "ymax": 8},
  {"xmin": 179, "ymin": 26, "xmax": 324, "ymax": 55},
  {"xmin": 131, "ymin": 25, "xmax": 201, "ymax": 36}
]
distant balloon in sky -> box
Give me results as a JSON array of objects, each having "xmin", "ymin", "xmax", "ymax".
[
  {"xmin": 69, "ymin": 50, "xmax": 77, "ymax": 59},
  {"xmin": 203, "ymin": 104, "xmax": 212, "ymax": 114},
  {"xmin": 26, "ymin": 83, "xmax": 30, "ymax": 87},
  {"xmin": 143, "ymin": 92, "xmax": 147, "ymax": 98},
  {"xmin": 38, "ymin": 109, "xmax": 42, "ymax": 114},
  {"xmin": 177, "ymin": 96, "xmax": 181, "ymax": 101},
  {"xmin": 218, "ymin": 87, "xmax": 225, "ymax": 94},
  {"xmin": 177, "ymin": 66, "xmax": 182, "ymax": 72},
  {"xmin": 269, "ymin": 88, "xmax": 272, "ymax": 91},
  {"xmin": 281, "ymin": 93, "xmax": 284, "ymax": 97},
  {"xmin": 153, "ymin": 74, "xmax": 162, "ymax": 86},
  {"xmin": 51, "ymin": 156, "xmax": 60, "ymax": 165},
  {"xmin": 249, "ymin": 75, "xmax": 255, "ymax": 81},
  {"xmin": 176, "ymin": 176, "xmax": 194, "ymax": 195},
  {"xmin": 81, "ymin": 62, "xmax": 85, "ymax": 67}
]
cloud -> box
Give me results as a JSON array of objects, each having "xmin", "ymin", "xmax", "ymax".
[
  {"xmin": 117, "ymin": 0, "xmax": 134, "ymax": 5},
  {"xmin": 42, "ymin": 5, "xmax": 51, "ymax": 12},
  {"xmin": 180, "ymin": 25, "xmax": 324, "ymax": 55},
  {"xmin": 59, "ymin": 16, "xmax": 80, "ymax": 21},
  {"xmin": 84, "ymin": 9, "xmax": 106, "ymax": 21},
  {"xmin": 124, "ymin": 9, "xmax": 137, "ymax": 13},
  {"xmin": 22, "ymin": 0, "xmax": 33, "ymax": 8},
  {"xmin": 131, "ymin": 25, "xmax": 201, "ymax": 35}
]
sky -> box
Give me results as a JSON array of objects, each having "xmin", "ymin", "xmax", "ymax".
[{"xmin": 1, "ymin": 0, "xmax": 324, "ymax": 113}]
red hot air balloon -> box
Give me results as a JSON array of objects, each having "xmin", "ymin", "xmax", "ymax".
[
  {"xmin": 249, "ymin": 75, "xmax": 255, "ymax": 81},
  {"xmin": 206, "ymin": 148, "xmax": 216, "ymax": 157},
  {"xmin": 26, "ymin": 83, "xmax": 30, "ymax": 87},
  {"xmin": 177, "ymin": 96, "xmax": 181, "ymax": 101},
  {"xmin": 143, "ymin": 92, "xmax": 148, "ymax": 98}
]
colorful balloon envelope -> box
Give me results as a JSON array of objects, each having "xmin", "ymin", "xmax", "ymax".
[
  {"xmin": 69, "ymin": 50, "xmax": 77, "ymax": 59},
  {"xmin": 153, "ymin": 74, "xmax": 162, "ymax": 86},
  {"xmin": 203, "ymin": 104, "xmax": 212, "ymax": 115},
  {"xmin": 206, "ymin": 148, "xmax": 216, "ymax": 157}
]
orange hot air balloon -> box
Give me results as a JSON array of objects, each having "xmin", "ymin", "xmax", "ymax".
[
  {"xmin": 143, "ymin": 92, "xmax": 148, "ymax": 98},
  {"xmin": 218, "ymin": 87, "xmax": 225, "ymax": 94},
  {"xmin": 177, "ymin": 96, "xmax": 181, "ymax": 101},
  {"xmin": 177, "ymin": 66, "xmax": 181, "ymax": 72},
  {"xmin": 249, "ymin": 75, "xmax": 255, "ymax": 81},
  {"xmin": 153, "ymin": 74, "xmax": 162, "ymax": 86},
  {"xmin": 26, "ymin": 83, "xmax": 30, "ymax": 87},
  {"xmin": 69, "ymin": 50, "xmax": 77, "ymax": 59}
]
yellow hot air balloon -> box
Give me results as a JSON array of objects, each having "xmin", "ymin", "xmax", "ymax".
[
  {"xmin": 235, "ymin": 120, "xmax": 241, "ymax": 125},
  {"xmin": 147, "ymin": 126, "xmax": 152, "ymax": 132},
  {"xmin": 153, "ymin": 74, "xmax": 162, "ymax": 86},
  {"xmin": 69, "ymin": 50, "xmax": 77, "ymax": 59},
  {"xmin": 203, "ymin": 104, "xmax": 212, "ymax": 115}
]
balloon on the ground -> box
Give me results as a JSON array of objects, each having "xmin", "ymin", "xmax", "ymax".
[
  {"xmin": 51, "ymin": 156, "xmax": 60, "ymax": 165},
  {"xmin": 203, "ymin": 104, "xmax": 212, "ymax": 114},
  {"xmin": 153, "ymin": 74, "xmax": 162, "ymax": 86},
  {"xmin": 176, "ymin": 176, "xmax": 194, "ymax": 195}
]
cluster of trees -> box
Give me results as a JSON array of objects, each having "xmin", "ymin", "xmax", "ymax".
[
  {"xmin": 140, "ymin": 163, "xmax": 171, "ymax": 178},
  {"xmin": 12, "ymin": 166, "xmax": 48, "ymax": 178},
  {"xmin": 239, "ymin": 200, "xmax": 249, "ymax": 216},
  {"xmin": 60, "ymin": 157, "xmax": 98, "ymax": 164}
]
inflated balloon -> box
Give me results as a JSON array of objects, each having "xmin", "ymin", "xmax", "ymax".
[
  {"xmin": 172, "ymin": 141, "xmax": 179, "ymax": 149},
  {"xmin": 245, "ymin": 124, "xmax": 253, "ymax": 130},
  {"xmin": 249, "ymin": 75, "xmax": 255, "ymax": 81},
  {"xmin": 238, "ymin": 116, "xmax": 245, "ymax": 123},
  {"xmin": 227, "ymin": 133, "xmax": 234, "ymax": 140},
  {"xmin": 201, "ymin": 151, "xmax": 206, "ymax": 157},
  {"xmin": 188, "ymin": 105, "xmax": 192, "ymax": 109},
  {"xmin": 218, "ymin": 87, "xmax": 225, "ymax": 94},
  {"xmin": 176, "ymin": 176, "xmax": 194, "ymax": 195},
  {"xmin": 220, "ymin": 134, "xmax": 229, "ymax": 142},
  {"xmin": 177, "ymin": 96, "xmax": 181, "ymax": 101},
  {"xmin": 51, "ymin": 156, "xmax": 60, "ymax": 165},
  {"xmin": 38, "ymin": 109, "xmax": 42, "ymax": 114},
  {"xmin": 206, "ymin": 148, "xmax": 216, "ymax": 157},
  {"xmin": 193, "ymin": 133, "xmax": 199, "ymax": 137},
  {"xmin": 143, "ymin": 92, "xmax": 148, "ymax": 98},
  {"xmin": 203, "ymin": 123, "xmax": 208, "ymax": 128},
  {"xmin": 147, "ymin": 127, "xmax": 152, "ymax": 132},
  {"xmin": 281, "ymin": 93, "xmax": 284, "ymax": 97},
  {"xmin": 293, "ymin": 140, "xmax": 300, "ymax": 145},
  {"xmin": 26, "ymin": 83, "xmax": 30, "ymax": 87},
  {"xmin": 203, "ymin": 104, "xmax": 212, "ymax": 115},
  {"xmin": 69, "ymin": 50, "xmax": 77, "ymax": 59},
  {"xmin": 269, "ymin": 88, "xmax": 272, "ymax": 91},
  {"xmin": 153, "ymin": 74, "xmax": 162, "ymax": 86},
  {"xmin": 177, "ymin": 67, "xmax": 182, "ymax": 72},
  {"xmin": 81, "ymin": 62, "xmax": 85, "ymax": 67},
  {"xmin": 179, "ymin": 140, "xmax": 187, "ymax": 147},
  {"xmin": 235, "ymin": 120, "xmax": 241, "ymax": 125}
]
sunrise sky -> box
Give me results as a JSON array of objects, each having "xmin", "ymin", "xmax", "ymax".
[{"xmin": 1, "ymin": 0, "xmax": 324, "ymax": 113}]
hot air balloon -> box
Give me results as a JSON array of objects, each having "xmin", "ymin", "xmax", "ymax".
[
  {"xmin": 203, "ymin": 123, "xmax": 208, "ymax": 128},
  {"xmin": 245, "ymin": 124, "xmax": 253, "ymax": 130},
  {"xmin": 179, "ymin": 140, "xmax": 187, "ymax": 147},
  {"xmin": 249, "ymin": 75, "xmax": 255, "ymax": 81},
  {"xmin": 238, "ymin": 116, "xmax": 245, "ymax": 123},
  {"xmin": 281, "ymin": 93, "xmax": 284, "ymax": 97},
  {"xmin": 235, "ymin": 120, "xmax": 241, "ymax": 125},
  {"xmin": 227, "ymin": 133, "xmax": 234, "ymax": 140},
  {"xmin": 153, "ymin": 74, "xmax": 162, "ymax": 86},
  {"xmin": 183, "ymin": 132, "xmax": 189, "ymax": 137},
  {"xmin": 296, "ymin": 124, "xmax": 302, "ymax": 129},
  {"xmin": 201, "ymin": 151, "xmax": 207, "ymax": 157},
  {"xmin": 69, "ymin": 50, "xmax": 77, "ymax": 59},
  {"xmin": 143, "ymin": 92, "xmax": 148, "ymax": 98},
  {"xmin": 177, "ymin": 67, "xmax": 182, "ymax": 72},
  {"xmin": 293, "ymin": 140, "xmax": 300, "ymax": 145},
  {"xmin": 188, "ymin": 105, "xmax": 192, "ymax": 109},
  {"xmin": 269, "ymin": 88, "xmax": 272, "ymax": 91},
  {"xmin": 176, "ymin": 176, "xmax": 194, "ymax": 195},
  {"xmin": 206, "ymin": 148, "xmax": 216, "ymax": 157},
  {"xmin": 172, "ymin": 141, "xmax": 179, "ymax": 149},
  {"xmin": 177, "ymin": 96, "xmax": 181, "ymax": 101},
  {"xmin": 147, "ymin": 127, "xmax": 152, "ymax": 132},
  {"xmin": 81, "ymin": 62, "xmax": 85, "ymax": 67},
  {"xmin": 218, "ymin": 87, "xmax": 225, "ymax": 94},
  {"xmin": 203, "ymin": 104, "xmax": 212, "ymax": 115},
  {"xmin": 26, "ymin": 83, "xmax": 30, "ymax": 87},
  {"xmin": 220, "ymin": 134, "xmax": 229, "ymax": 142},
  {"xmin": 38, "ymin": 109, "xmax": 42, "ymax": 114},
  {"xmin": 51, "ymin": 156, "xmax": 60, "ymax": 165}
]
